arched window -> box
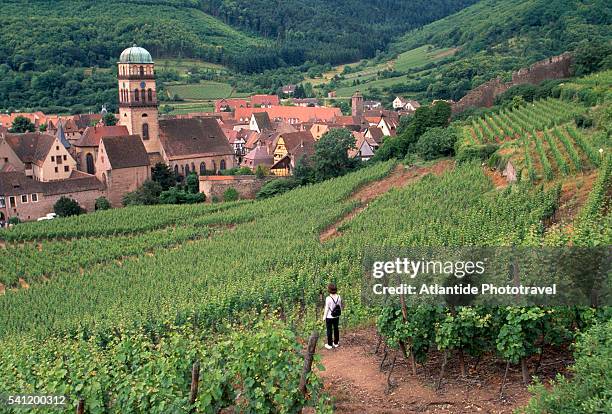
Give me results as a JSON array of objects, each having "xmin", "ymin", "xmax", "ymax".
[
  {"xmin": 141, "ymin": 89, "xmax": 146, "ymax": 101},
  {"xmin": 85, "ymin": 153, "xmax": 95, "ymax": 175},
  {"xmin": 134, "ymin": 88, "xmax": 139, "ymax": 101},
  {"xmin": 199, "ymin": 162, "xmax": 206, "ymax": 175},
  {"xmin": 174, "ymin": 165, "xmax": 179, "ymax": 176},
  {"xmin": 142, "ymin": 123, "xmax": 149, "ymax": 140},
  {"xmin": 185, "ymin": 164, "xmax": 190, "ymax": 175},
  {"xmin": 148, "ymin": 89, "xmax": 153, "ymax": 101},
  {"xmin": 142, "ymin": 113, "xmax": 148, "ymax": 118},
  {"xmin": 139, "ymin": 66, "xmax": 144, "ymax": 76},
  {"xmin": 220, "ymin": 159, "xmax": 226, "ymax": 171},
  {"xmin": 212, "ymin": 160, "xmax": 217, "ymax": 173},
  {"xmin": 191, "ymin": 162, "xmax": 195, "ymax": 173}
]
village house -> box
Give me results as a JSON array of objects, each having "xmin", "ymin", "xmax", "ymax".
[
  {"xmin": 96, "ymin": 135, "xmax": 151, "ymax": 207},
  {"xmin": 0, "ymin": 170, "xmax": 105, "ymax": 224},
  {"xmin": 249, "ymin": 112, "xmax": 273, "ymax": 133},
  {"xmin": 242, "ymin": 142, "xmax": 274, "ymax": 170},
  {"xmin": 236, "ymin": 106, "xmax": 341, "ymax": 125},
  {"xmin": 281, "ymin": 85, "xmax": 297, "ymax": 96},
  {"xmin": 270, "ymin": 135, "xmax": 316, "ymax": 177},
  {"xmin": 250, "ymin": 94, "xmax": 279, "ymax": 108},
  {"xmin": 349, "ymin": 132, "xmax": 378, "ymax": 161},
  {"xmin": 0, "ymin": 132, "xmax": 77, "ymax": 181},
  {"xmin": 214, "ymin": 98, "xmax": 249, "ymax": 113},
  {"xmin": 364, "ymin": 100, "xmax": 382, "ymax": 110},
  {"xmin": 393, "ymin": 96, "xmax": 421, "ymax": 112},
  {"xmin": 291, "ymin": 98, "xmax": 320, "ymax": 107},
  {"xmin": 158, "ymin": 117, "xmax": 235, "ymax": 177},
  {"xmin": 272, "ymin": 131, "xmax": 316, "ymax": 164},
  {"xmin": 73, "ymin": 125, "xmax": 130, "ymax": 175}
]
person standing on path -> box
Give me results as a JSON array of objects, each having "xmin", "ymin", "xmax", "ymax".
[{"xmin": 323, "ymin": 283, "xmax": 342, "ymax": 350}]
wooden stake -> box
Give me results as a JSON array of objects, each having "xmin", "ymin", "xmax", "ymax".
[
  {"xmin": 299, "ymin": 330, "xmax": 319, "ymax": 396},
  {"xmin": 385, "ymin": 351, "xmax": 398, "ymax": 394},
  {"xmin": 499, "ymin": 361, "xmax": 510, "ymax": 399},
  {"xmin": 436, "ymin": 350, "xmax": 448, "ymax": 391},
  {"xmin": 189, "ymin": 361, "xmax": 200, "ymax": 411},
  {"xmin": 76, "ymin": 399, "xmax": 84, "ymax": 414},
  {"xmin": 521, "ymin": 358, "xmax": 530, "ymax": 385}
]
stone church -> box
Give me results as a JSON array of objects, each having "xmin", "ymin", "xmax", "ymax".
[{"xmin": 115, "ymin": 45, "xmax": 235, "ymax": 175}]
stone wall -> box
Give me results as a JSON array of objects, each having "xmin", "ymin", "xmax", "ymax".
[
  {"xmin": 199, "ymin": 175, "xmax": 273, "ymax": 201},
  {"xmin": 106, "ymin": 165, "xmax": 151, "ymax": 207},
  {"xmin": 452, "ymin": 52, "xmax": 573, "ymax": 113}
]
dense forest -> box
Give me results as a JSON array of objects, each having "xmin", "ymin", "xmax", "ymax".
[
  {"xmin": 0, "ymin": 0, "xmax": 476, "ymax": 113},
  {"xmin": 200, "ymin": 0, "xmax": 479, "ymax": 67}
]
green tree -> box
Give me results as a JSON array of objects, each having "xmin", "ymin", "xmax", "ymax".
[
  {"xmin": 9, "ymin": 116, "xmax": 35, "ymax": 133},
  {"xmin": 414, "ymin": 127, "xmax": 458, "ymax": 160},
  {"xmin": 511, "ymin": 95, "xmax": 526, "ymax": 109},
  {"xmin": 151, "ymin": 163, "xmax": 177, "ymax": 191},
  {"xmin": 54, "ymin": 197, "xmax": 84, "ymax": 217},
  {"xmin": 122, "ymin": 180, "xmax": 162, "ymax": 206},
  {"xmin": 186, "ymin": 172, "xmax": 199, "ymax": 194},
  {"xmin": 312, "ymin": 128, "xmax": 356, "ymax": 181},
  {"xmin": 293, "ymin": 155, "xmax": 315, "ymax": 185},
  {"xmin": 94, "ymin": 197, "xmax": 111, "ymax": 211},
  {"xmin": 223, "ymin": 187, "xmax": 240, "ymax": 202},
  {"xmin": 255, "ymin": 165, "xmax": 267, "ymax": 179},
  {"xmin": 102, "ymin": 112, "xmax": 118, "ymax": 126},
  {"xmin": 39, "ymin": 123, "xmax": 47, "ymax": 132}
]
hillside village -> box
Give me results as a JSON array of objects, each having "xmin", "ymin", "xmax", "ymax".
[{"xmin": 0, "ymin": 45, "xmax": 422, "ymax": 224}]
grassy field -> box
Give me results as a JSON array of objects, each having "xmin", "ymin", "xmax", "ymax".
[
  {"xmin": 162, "ymin": 102, "xmax": 215, "ymax": 115},
  {"xmin": 165, "ymin": 81, "xmax": 235, "ymax": 100},
  {"xmin": 157, "ymin": 58, "xmax": 227, "ymax": 75},
  {"xmin": 324, "ymin": 45, "xmax": 456, "ymax": 98}
]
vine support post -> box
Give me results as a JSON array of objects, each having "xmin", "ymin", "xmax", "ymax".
[
  {"xmin": 385, "ymin": 350, "xmax": 398, "ymax": 394},
  {"xmin": 189, "ymin": 361, "xmax": 200, "ymax": 411},
  {"xmin": 436, "ymin": 350, "xmax": 448, "ymax": 391},
  {"xmin": 299, "ymin": 330, "xmax": 319, "ymax": 396},
  {"xmin": 76, "ymin": 399, "xmax": 84, "ymax": 414},
  {"xmin": 499, "ymin": 361, "xmax": 510, "ymax": 399}
]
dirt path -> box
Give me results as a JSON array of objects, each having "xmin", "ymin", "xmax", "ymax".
[
  {"xmin": 319, "ymin": 328, "xmax": 540, "ymax": 414},
  {"xmin": 320, "ymin": 160, "xmax": 454, "ymax": 242}
]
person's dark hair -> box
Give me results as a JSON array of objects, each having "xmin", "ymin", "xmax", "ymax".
[{"xmin": 328, "ymin": 283, "xmax": 337, "ymax": 294}]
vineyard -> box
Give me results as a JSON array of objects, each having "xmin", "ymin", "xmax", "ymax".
[
  {"xmin": 0, "ymin": 81, "xmax": 611, "ymax": 412},
  {"xmin": 461, "ymin": 98, "xmax": 607, "ymax": 183}
]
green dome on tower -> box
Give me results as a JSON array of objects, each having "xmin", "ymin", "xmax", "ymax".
[{"xmin": 119, "ymin": 45, "xmax": 153, "ymax": 64}]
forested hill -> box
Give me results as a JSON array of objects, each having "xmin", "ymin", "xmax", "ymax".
[
  {"xmin": 199, "ymin": 0, "xmax": 480, "ymax": 67},
  {"xmin": 387, "ymin": 0, "xmax": 612, "ymax": 100}
]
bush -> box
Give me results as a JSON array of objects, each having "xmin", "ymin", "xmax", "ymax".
[
  {"xmin": 7, "ymin": 217, "xmax": 20, "ymax": 225},
  {"xmin": 256, "ymin": 178, "xmax": 300, "ymax": 199},
  {"xmin": 414, "ymin": 127, "xmax": 458, "ymax": 160},
  {"xmin": 521, "ymin": 320, "xmax": 612, "ymax": 414},
  {"xmin": 255, "ymin": 165, "xmax": 266, "ymax": 179},
  {"xmin": 54, "ymin": 196, "xmax": 84, "ymax": 217},
  {"xmin": 122, "ymin": 180, "xmax": 162, "ymax": 206},
  {"xmin": 186, "ymin": 173, "xmax": 199, "ymax": 194},
  {"xmin": 223, "ymin": 187, "xmax": 240, "ymax": 202},
  {"xmin": 94, "ymin": 197, "xmax": 111, "ymax": 211},
  {"xmin": 574, "ymin": 114, "xmax": 594, "ymax": 128},
  {"xmin": 159, "ymin": 187, "xmax": 205, "ymax": 204},
  {"xmin": 456, "ymin": 143, "xmax": 499, "ymax": 163}
]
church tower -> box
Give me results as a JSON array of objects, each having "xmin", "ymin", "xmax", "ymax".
[
  {"xmin": 117, "ymin": 45, "xmax": 160, "ymax": 155},
  {"xmin": 351, "ymin": 90, "xmax": 364, "ymax": 119}
]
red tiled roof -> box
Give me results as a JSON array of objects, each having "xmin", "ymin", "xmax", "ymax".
[
  {"xmin": 250, "ymin": 94, "xmax": 280, "ymax": 106},
  {"xmin": 235, "ymin": 106, "xmax": 341, "ymax": 124},
  {"xmin": 75, "ymin": 125, "xmax": 129, "ymax": 147}
]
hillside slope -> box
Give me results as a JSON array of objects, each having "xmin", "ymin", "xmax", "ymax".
[
  {"xmin": 323, "ymin": 0, "xmax": 611, "ymax": 103},
  {"xmin": 390, "ymin": 0, "xmax": 612, "ymax": 100}
]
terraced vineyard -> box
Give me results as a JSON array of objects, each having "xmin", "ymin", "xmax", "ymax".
[
  {"xmin": 461, "ymin": 98, "xmax": 605, "ymax": 183},
  {"xmin": 0, "ymin": 151, "xmax": 609, "ymax": 412}
]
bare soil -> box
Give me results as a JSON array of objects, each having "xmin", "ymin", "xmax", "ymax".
[
  {"xmin": 319, "ymin": 327, "xmax": 569, "ymax": 414},
  {"xmin": 320, "ymin": 161, "xmax": 454, "ymax": 242}
]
